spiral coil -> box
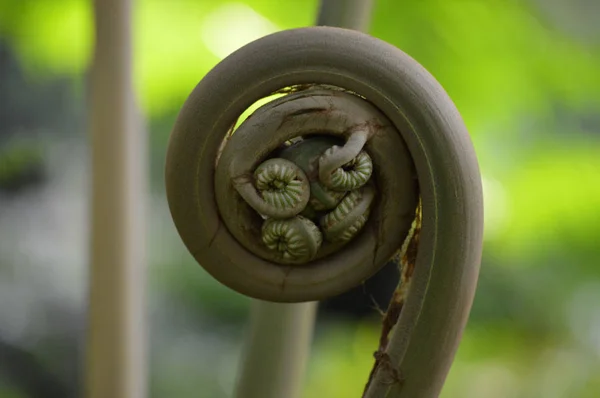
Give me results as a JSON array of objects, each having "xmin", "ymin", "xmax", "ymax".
[
  {"xmin": 165, "ymin": 26, "xmax": 483, "ymax": 398},
  {"xmin": 232, "ymin": 118, "xmax": 378, "ymax": 263},
  {"xmin": 252, "ymin": 158, "xmax": 309, "ymax": 217}
]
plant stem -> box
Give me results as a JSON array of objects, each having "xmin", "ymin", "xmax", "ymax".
[
  {"xmin": 316, "ymin": 0, "xmax": 375, "ymax": 32},
  {"xmin": 85, "ymin": 0, "xmax": 147, "ymax": 397},
  {"xmin": 233, "ymin": 302, "xmax": 318, "ymax": 398}
]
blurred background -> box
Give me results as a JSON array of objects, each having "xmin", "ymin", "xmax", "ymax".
[{"xmin": 0, "ymin": 0, "xmax": 599, "ymax": 397}]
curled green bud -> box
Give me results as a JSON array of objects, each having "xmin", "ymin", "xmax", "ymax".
[
  {"xmin": 262, "ymin": 216, "xmax": 323, "ymax": 264},
  {"xmin": 255, "ymin": 158, "xmax": 308, "ymax": 211},
  {"xmin": 322, "ymin": 149, "xmax": 373, "ymax": 192},
  {"xmin": 233, "ymin": 158, "xmax": 310, "ymax": 219},
  {"xmin": 319, "ymin": 130, "xmax": 373, "ymax": 191},
  {"xmin": 321, "ymin": 185, "xmax": 375, "ymax": 243}
]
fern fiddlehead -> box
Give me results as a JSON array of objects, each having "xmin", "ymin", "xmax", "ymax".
[
  {"xmin": 165, "ymin": 26, "xmax": 483, "ymax": 398},
  {"xmin": 238, "ymin": 157, "xmax": 310, "ymax": 219},
  {"xmin": 261, "ymin": 216, "xmax": 323, "ymax": 264},
  {"xmin": 319, "ymin": 131, "xmax": 373, "ymax": 191},
  {"xmin": 320, "ymin": 185, "xmax": 375, "ymax": 243}
]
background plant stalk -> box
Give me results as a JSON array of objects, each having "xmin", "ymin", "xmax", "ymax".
[{"xmin": 85, "ymin": 0, "xmax": 148, "ymax": 397}]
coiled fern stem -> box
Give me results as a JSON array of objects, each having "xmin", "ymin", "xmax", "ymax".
[
  {"xmin": 262, "ymin": 216, "xmax": 323, "ymax": 264},
  {"xmin": 321, "ymin": 185, "xmax": 375, "ymax": 243},
  {"xmin": 319, "ymin": 130, "xmax": 373, "ymax": 191},
  {"xmin": 233, "ymin": 158, "xmax": 310, "ymax": 219},
  {"xmin": 254, "ymin": 159, "xmax": 310, "ymax": 215}
]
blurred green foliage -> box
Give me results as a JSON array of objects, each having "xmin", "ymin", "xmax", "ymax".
[
  {"xmin": 0, "ymin": 0, "xmax": 599, "ymax": 397},
  {"xmin": 0, "ymin": 141, "xmax": 43, "ymax": 186}
]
